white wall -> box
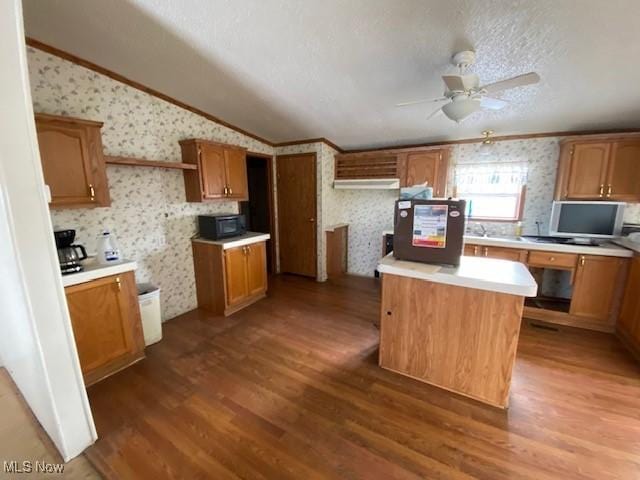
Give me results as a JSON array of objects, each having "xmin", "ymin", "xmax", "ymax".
[{"xmin": 0, "ymin": 0, "xmax": 96, "ymax": 461}]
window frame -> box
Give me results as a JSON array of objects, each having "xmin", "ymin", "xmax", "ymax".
[{"xmin": 453, "ymin": 185, "xmax": 527, "ymax": 223}]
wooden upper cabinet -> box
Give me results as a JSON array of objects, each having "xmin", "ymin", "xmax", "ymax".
[
  {"xmin": 35, "ymin": 113, "xmax": 110, "ymax": 208},
  {"xmin": 570, "ymin": 255, "xmax": 627, "ymax": 324},
  {"xmin": 224, "ymin": 148, "xmax": 249, "ymax": 200},
  {"xmin": 180, "ymin": 139, "xmax": 248, "ymax": 202},
  {"xmin": 199, "ymin": 143, "xmax": 227, "ymax": 199},
  {"xmin": 401, "ymin": 149, "xmax": 449, "ymax": 196},
  {"xmin": 555, "ymin": 136, "xmax": 640, "ymax": 202},
  {"xmin": 565, "ymin": 142, "xmax": 610, "ymax": 199},
  {"xmin": 607, "ymin": 140, "xmax": 640, "ymax": 201},
  {"xmin": 65, "ymin": 271, "xmax": 144, "ymax": 386}
]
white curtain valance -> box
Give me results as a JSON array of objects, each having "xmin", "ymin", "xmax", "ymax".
[{"xmin": 455, "ymin": 161, "xmax": 528, "ymax": 194}]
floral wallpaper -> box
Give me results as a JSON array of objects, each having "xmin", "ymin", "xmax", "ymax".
[{"xmin": 28, "ymin": 47, "xmax": 274, "ymax": 320}]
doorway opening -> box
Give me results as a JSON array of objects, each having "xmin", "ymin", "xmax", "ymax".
[{"xmin": 240, "ymin": 153, "xmax": 276, "ymax": 274}]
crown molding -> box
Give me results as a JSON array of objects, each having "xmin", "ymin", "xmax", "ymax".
[
  {"xmin": 25, "ymin": 37, "xmax": 640, "ymax": 156},
  {"xmin": 25, "ymin": 37, "xmax": 276, "ymax": 147}
]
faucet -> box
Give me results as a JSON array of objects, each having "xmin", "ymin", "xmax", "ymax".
[{"xmin": 477, "ymin": 224, "xmax": 488, "ymax": 237}]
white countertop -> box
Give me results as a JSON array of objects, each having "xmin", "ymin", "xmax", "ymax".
[
  {"xmin": 613, "ymin": 237, "xmax": 640, "ymax": 254},
  {"xmin": 62, "ymin": 258, "xmax": 137, "ymax": 287},
  {"xmin": 378, "ymin": 253, "xmax": 538, "ymax": 297},
  {"xmin": 192, "ymin": 231, "xmax": 270, "ymax": 250},
  {"xmin": 464, "ymin": 235, "xmax": 633, "ymax": 257}
]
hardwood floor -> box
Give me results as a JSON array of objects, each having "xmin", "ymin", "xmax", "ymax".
[{"xmin": 85, "ymin": 274, "xmax": 640, "ymax": 479}]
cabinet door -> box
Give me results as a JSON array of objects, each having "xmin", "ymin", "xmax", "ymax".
[
  {"xmin": 619, "ymin": 256, "xmax": 640, "ymax": 339},
  {"xmin": 566, "ymin": 142, "xmax": 610, "ymax": 199},
  {"xmin": 199, "ymin": 143, "xmax": 227, "ymax": 199},
  {"xmin": 403, "ymin": 151, "xmax": 440, "ymax": 189},
  {"xmin": 224, "ymin": 246, "xmax": 249, "ymax": 306},
  {"xmin": 246, "ymin": 242, "xmax": 267, "ymax": 296},
  {"xmin": 607, "ymin": 141, "xmax": 640, "ymax": 201},
  {"xmin": 36, "ymin": 122, "xmax": 96, "ymax": 206},
  {"xmin": 224, "ymin": 148, "xmax": 248, "ymax": 200},
  {"xmin": 570, "ymin": 255, "xmax": 625, "ymax": 322},
  {"xmin": 65, "ymin": 273, "xmax": 143, "ymax": 382},
  {"xmin": 482, "ymin": 246, "xmax": 528, "ymax": 263}
]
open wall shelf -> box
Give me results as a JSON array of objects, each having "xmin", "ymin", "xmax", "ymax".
[{"xmin": 105, "ymin": 155, "xmax": 197, "ymax": 170}]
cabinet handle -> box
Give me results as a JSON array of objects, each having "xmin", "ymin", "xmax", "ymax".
[
  {"xmin": 223, "ymin": 186, "xmax": 228, "ymax": 196},
  {"xmin": 228, "ymin": 187, "xmax": 233, "ymax": 196},
  {"xmin": 88, "ymin": 184, "xmax": 95, "ymax": 201},
  {"xmin": 483, "ymin": 247, "xmax": 488, "ymax": 257},
  {"xmin": 473, "ymin": 246, "xmax": 478, "ymax": 256},
  {"xmin": 549, "ymin": 256, "xmax": 555, "ymax": 262},
  {"xmin": 115, "ymin": 277, "xmax": 121, "ymax": 291},
  {"xmin": 579, "ymin": 256, "xmax": 585, "ymax": 266},
  {"xmin": 607, "ymin": 184, "xmax": 612, "ymax": 197},
  {"xmin": 598, "ymin": 184, "xmax": 604, "ymax": 198}
]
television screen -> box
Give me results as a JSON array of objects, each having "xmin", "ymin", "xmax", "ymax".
[{"xmin": 555, "ymin": 203, "xmax": 621, "ymax": 236}]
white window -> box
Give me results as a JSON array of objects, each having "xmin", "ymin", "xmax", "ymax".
[{"xmin": 454, "ymin": 161, "xmax": 528, "ymax": 221}]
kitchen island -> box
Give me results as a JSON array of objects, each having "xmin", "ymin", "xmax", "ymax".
[{"xmin": 377, "ymin": 253, "xmax": 537, "ymax": 408}]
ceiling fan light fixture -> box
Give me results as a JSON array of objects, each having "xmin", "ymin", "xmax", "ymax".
[{"xmin": 441, "ymin": 97, "xmax": 481, "ymax": 122}]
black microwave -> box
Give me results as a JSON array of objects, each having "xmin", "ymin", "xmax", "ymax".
[{"xmin": 198, "ymin": 214, "xmax": 246, "ymax": 240}]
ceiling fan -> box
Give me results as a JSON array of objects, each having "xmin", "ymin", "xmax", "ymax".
[{"xmin": 397, "ymin": 51, "xmax": 540, "ymax": 123}]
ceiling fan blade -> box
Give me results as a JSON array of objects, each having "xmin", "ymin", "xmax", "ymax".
[
  {"xmin": 480, "ymin": 72, "xmax": 540, "ymax": 94},
  {"xmin": 442, "ymin": 74, "xmax": 479, "ymax": 92},
  {"xmin": 396, "ymin": 97, "xmax": 447, "ymax": 107},
  {"xmin": 426, "ymin": 106, "xmax": 444, "ymax": 120},
  {"xmin": 480, "ymin": 97, "xmax": 509, "ymax": 110}
]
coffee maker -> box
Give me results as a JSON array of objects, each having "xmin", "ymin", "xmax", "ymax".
[{"xmin": 54, "ymin": 229, "xmax": 88, "ymax": 274}]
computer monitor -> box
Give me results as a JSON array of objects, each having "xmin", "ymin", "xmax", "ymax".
[{"xmin": 549, "ymin": 201, "xmax": 625, "ymax": 239}]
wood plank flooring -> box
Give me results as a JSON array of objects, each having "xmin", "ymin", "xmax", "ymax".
[{"xmin": 85, "ymin": 274, "xmax": 640, "ymax": 479}]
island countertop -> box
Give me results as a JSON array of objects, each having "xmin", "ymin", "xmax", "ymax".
[
  {"xmin": 192, "ymin": 232, "xmax": 270, "ymax": 250},
  {"xmin": 377, "ymin": 253, "xmax": 538, "ymax": 297}
]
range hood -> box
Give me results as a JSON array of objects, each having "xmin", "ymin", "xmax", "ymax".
[{"xmin": 333, "ymin": 178, "xmax": 400, "ymax": 190}]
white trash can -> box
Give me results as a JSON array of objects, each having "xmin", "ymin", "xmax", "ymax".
[{"xmin": 137, "ymin": 283, "xmax": 162, "ymax": 346}]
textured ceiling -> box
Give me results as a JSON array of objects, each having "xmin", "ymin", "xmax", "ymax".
[{"xmin": 22, "ymin": 0, "xmax": 640, "ymax": 149}]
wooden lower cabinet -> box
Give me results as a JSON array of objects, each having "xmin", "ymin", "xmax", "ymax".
[
  {"xmin": 193, "ymin": 240, "xmax": 267, "ymax": 316},
  {"xmin": 570, "ymin": 255, "xmax": 626, "ymax": 325},
  {"xmin": 65, "ymin": 272, "xmax": 145, "ymax": 386},
  {"xmin": 617, "ymin": 255, "xmax": 640, "ymax": 358},
  {"xmin": 465, "ymin": 240, "xmax": 629, "ymax": 332}
]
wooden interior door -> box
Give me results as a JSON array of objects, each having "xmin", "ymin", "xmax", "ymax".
[
  {"xmin": 404, "ymin": 151, "xmax": 440, "ymax": 188},
  {"xmin": 199, "ymin": 143, "xmax": 226, "ymax": 199},
  {"xmin": 224, "ymin": 148, "xmax": 248, "ymax": 200},
  {"xmin": 224, "ymin": 246, "xmax": 249, "ymax": 306},
  {"xmin": 607, "ymin": 141, "xmax": 640, "ymax": 201},
  {"xmin": 566, "ymin": 142, "xmax": 610, "ymax": 199},
  {"xmin": 277, "ymin": 153, "xmax": 317, "ymax": 277},
  {"xmin": 246, "ymin": 242, "xmax": 267, "ymax": 296},
  {"xmin": 570, "ymin": 255, "xmax": 625, "ymax": 322},
  {"xmin": 36, "ymin": 123, "xmax": 95, "ymax": 206},
  {"xmin": 65, "ymin": 274, "xmax": 137, "ymax": 374}
]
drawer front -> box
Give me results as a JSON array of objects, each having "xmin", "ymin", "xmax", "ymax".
[{"xmin": 528, "ymin": 251, "xmax": 578, "ymax": 269}]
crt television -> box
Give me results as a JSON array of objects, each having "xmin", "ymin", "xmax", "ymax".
[{"xmin": 549, "ymin": 201, "xmax": 625, "ymax": 239}]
